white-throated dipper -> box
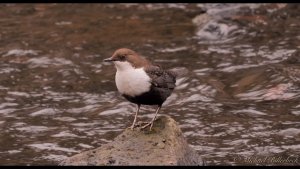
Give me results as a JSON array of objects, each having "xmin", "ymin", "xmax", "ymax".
[{"xmin": 104, "ymin": 48, "xmax": 181, "ymax": 131}]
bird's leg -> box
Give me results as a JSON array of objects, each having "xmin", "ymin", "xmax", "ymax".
[
  {"xmin": 128, "ymin": 104, "xmax": 140, "ymax": 130},
  {"xmin": 141, "ymin": 105, "xmax": 161, "ymax": 131}
]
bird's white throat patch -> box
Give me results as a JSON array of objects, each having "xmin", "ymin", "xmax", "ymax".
[{"xmin": 114, "ymin": 61, "xmax": 151, "ymax": 97}]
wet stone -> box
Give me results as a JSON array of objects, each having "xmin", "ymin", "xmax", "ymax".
[{"xmin": 59, "ymin": 115, "xmax": 203, "ymax": 166}]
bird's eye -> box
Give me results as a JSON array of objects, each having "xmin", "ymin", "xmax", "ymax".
[{"xmin": 119, "ymin": 55, "xmax": 126, "ymax": 61}]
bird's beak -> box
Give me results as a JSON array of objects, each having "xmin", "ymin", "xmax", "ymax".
[{"xmin": 103, "ymin": 57, "xmax": 115, "ymax": 62}]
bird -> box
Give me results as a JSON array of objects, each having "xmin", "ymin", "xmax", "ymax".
[{"xmin": 103, "ymin": 48, "xmax": 182, "ymax": 131}]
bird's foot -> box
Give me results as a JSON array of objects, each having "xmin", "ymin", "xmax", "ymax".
[
  {"xmin": 134, "ymin": 121, "xmax": 148, "ymax": 127},
  {"xmin": 127, "ymin": 121, "xmax": 147, "ymax": 130},
  {"xmin": 128, "ymin": 125, "xmax": 135, "ymax": 130},
  {"xmin": 141, "ymin": 121, "xmax": 154, "ymax": 131}
]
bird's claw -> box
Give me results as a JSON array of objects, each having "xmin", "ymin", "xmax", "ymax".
[
  {"xmin": 141, "ymin": 121, "xmax": 154, "ymax": 131},
  {"xmin": 128, "ymin": 126, "xmax": 134, "ymax": 130},
  {"xmin": 128, "ymin": 121, "xmax": 154, "ymax": 131},
  {"xmin": 127, "ymin": 122, "xmax": 146, "ymax": 130}
]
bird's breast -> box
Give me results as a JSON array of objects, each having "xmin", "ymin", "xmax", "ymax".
[{"xmin": 115, "ymin": 68, "xmax": 151, "ymax": 97}]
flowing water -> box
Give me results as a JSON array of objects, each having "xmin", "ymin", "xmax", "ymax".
[{"xmin": 0, "ymin": 3, "xmax": 299, "ymax": 165}]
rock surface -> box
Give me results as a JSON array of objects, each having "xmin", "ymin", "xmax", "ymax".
[{"xmin": 59, "ymin": 115, "xmax": 203, "ymax": 166}]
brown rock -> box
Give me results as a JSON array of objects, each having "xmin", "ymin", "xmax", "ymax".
[{"xmin": 59, "ymin": 115, "xmax": 203, "ymax": 166}]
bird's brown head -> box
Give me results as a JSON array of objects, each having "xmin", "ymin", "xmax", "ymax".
[{"xmin": 104, "ymin": 48, "xmax": 150, "ymax": 70}]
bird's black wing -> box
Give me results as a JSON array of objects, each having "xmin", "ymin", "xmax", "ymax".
[{"xmin": 144, "ymin": 65, "xmax": 176, "ymax": 89}]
